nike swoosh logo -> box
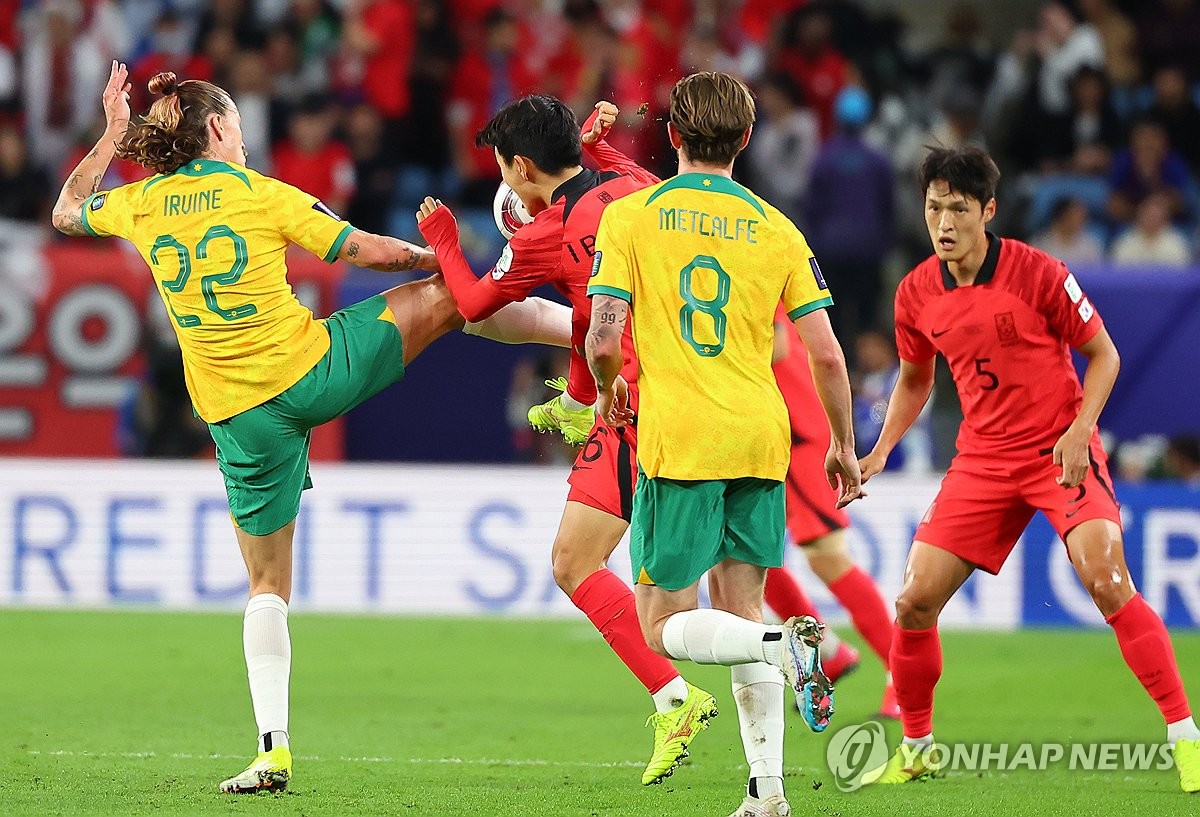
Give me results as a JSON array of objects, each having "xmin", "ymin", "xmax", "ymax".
[
  {"xmin": 1066, "ymin": 508, "xmax": 1082, "ymax": 518},
  {"xmin": 571, "ymin": 465, "xmax": 588, "ymax": 471},
  {"xmin": 931, "ymin": 328, "xmax": 951, "ymax": 338}
]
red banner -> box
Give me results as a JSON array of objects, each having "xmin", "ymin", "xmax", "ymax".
[{"xmin": 0, "ymin": 243, "xmax": 345, "ymax": 459}]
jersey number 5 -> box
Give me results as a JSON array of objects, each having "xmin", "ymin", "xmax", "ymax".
[
  {"xmin": 679, "ymin": 255, "xmax": 730, "ymax": 357},
  {"xmin": 151, "ymin": 225, "xmax": 258, "ymax": 327}
]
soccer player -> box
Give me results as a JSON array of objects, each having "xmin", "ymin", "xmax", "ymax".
[
  {"xmin": 417, "ymin": 97, "xmax": 718, "ymax": 786},
  {"xmin": 858, "ymin": 145, "xmax": 1200, "ymax": 792},
  {"xmin": 52, "ymin": 63, "xmax": 572, "ymax": 794},
  {"xmin": 765, "ymin": 318, "xmax": 898, "ymax": 719},
  {"xmin": 586, "ymin": 71, "xmax": 863, "ymax": 817}
]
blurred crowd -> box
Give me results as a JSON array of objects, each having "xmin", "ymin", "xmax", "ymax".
[{"xmin": 1, "ymin": 0, "xmax": 1198, "ymax": 468}]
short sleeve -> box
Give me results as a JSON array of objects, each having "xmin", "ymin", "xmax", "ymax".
[
  {"xmin": 780, "ymin": 228, "xmax": 833, "ymax": 320},
  {"xmin": 488, "ymin": 221, "xmax": 562, "ymax": 301},
  {"xmin": 588, "ymin": 206, "xmax": 633, "ymax": 303},
  {"xmin": 894, "ymin": 279, "xmax": 935, "ymax": 363},
  {"xmin": 1036, "ymin": 258, "xmax": 1104, "ymax": 348},
  {"xmin": 267, "ymin": 177, "xmax": 355, "ymax": 263},
  {"xmin": 81, "ymin": 183, "xmax": 137, "ymax": 240}
]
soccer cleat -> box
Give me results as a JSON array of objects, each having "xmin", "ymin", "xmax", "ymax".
[
  {"xmin": 726, "ymin": 793, "xmax": 792, "ymax": 817},
  {"xmin": 642, "ymin": 682, "xmax": 719, "ymax": 785},
  {"xmin": 877, "ymin": 679, "xmax": 901, "ymax": 720},
  {"xmin": 527, "ymin": 377, "xmax": 595, "ymax": 445},
  {"xmin": 1176, "ymin": 738, "xmax": 1200, "ymax": 793},
  {"xmin": 777, "ymin": 616, "xmax": 835, "ymax": 732},
  {"xmin": 822, "ymin": 642, "xmax": 860, "ymax": 683},
  {"xmin": 219, "ymin": 746, "xmax": 292, "ymax": 794},
  {"xmin": 861, "ymin": 743, "xmax": 941, "ymax": 785}
]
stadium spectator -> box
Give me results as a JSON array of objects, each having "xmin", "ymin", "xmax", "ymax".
[
  {"xmin": 772, "ymin": 6, "xmax": 850, "ymax": 137},
  {"xmin": 0, "ymin": 126, "xmax": 50, "ymax": 223},
  {"xmin": 1032, "ymin": 197, "xmax": 1104, "ymax": 265},
  {"xmin": 918, "ymin": 2, "xmax": 997, "ymax": 113},
  {"xmin": 746, "ymin": 74, "xmax": 820, "ymax": 221},
  {"xmin": 291, "ymin": 0, "xmax": 342, "ymax": 89},
  {"xmin": 403, "ymin": 0, "xmax": 459, "ymax": 166},
  {"xmin": 1164, "ymin": 435, "xmax": 1200, "ymax": 484},
  {"xmin": 804, "ymin": 87, "xmax": 894, "ymax": 346},
  {"xmin": 228, "ymin": 50, "xmax": 273, "ymax": 173},
  {"xmin": 1138, "ymin": 0, "xmax": 1200, "ymax": 83},
  {"xmin": 130, "ymin": 12, "xmax": 211, "ymax": 112},
  {"xmin": 1037, "ymin": 66, "xmax": 1122, "ymax": 174},
  {"xmin": 1078, "ymin": 0, "xmax": 1140, "ymax": 90},
  {"xmin": 0, "ymin": 1, "xmax": 16, "ymax": 117},
  {"xmin": 1106, "ymin": 117, "xmax": 1195, "ymax": 225},
  {"xmin": 191, "ymin": 0, "xmax": 263, "ymax": 52},
  {"xmin": 341, "ymin": 0, "xmax": 416, "ymax": 126},
  {"xmin": 345, "ymin": 103, "xmax": 395, "ymax": 236},
  {"xmin": 272, "ymin": 96, "xmax": 356, "ymax": 217},
  {"xmin": 1035, "ymin": 2, "xmax": 1105, "ymax": 116},
  {"xmin": 1147, "ymin": 65, "xmax": 1200, "ymax": 175},
  {"xmin": 1111, "ymin": 193, "xmax": 1192, "ymax": 267},
  {"xmin": 446, "ymin": 9, "xmax": 536, "ymax": 204}
]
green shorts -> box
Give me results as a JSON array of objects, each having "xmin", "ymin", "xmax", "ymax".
[
  {"xmin": 207, "ymin": 295, "xmax": 405, "ymax": 536},
  {"xmin": 629, "ymin": 474, "xmax": 785, "ymax": 591}
]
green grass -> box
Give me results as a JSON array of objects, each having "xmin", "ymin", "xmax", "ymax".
[{"xmin": 1, "ymin": 611, "xmax": 1197, "ymax": 816}]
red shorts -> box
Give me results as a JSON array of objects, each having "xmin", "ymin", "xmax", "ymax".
[
  {"xmin": 916, "ymin": 432, "xmax": 1122, "ymax": 574},
  {"xmin": 784, "ymin": 440, "xmax": 850, "ymax": 544},
  {"xmin": 566, "ymin": 418, "xmax": 637, "ymax": 521}
]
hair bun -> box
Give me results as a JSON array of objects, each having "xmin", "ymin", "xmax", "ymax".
[{"xmin": 148, "ymin": 72, "xmax": 179, "ymax": 96}]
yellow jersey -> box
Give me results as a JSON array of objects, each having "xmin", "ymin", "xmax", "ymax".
[
  {"xmin": 589, "ymin": 173, "xmax": 832, "ymax": 482},
  {"xmin": 82, "ymin": 159, "xmax": 354, "ymax": 422}
]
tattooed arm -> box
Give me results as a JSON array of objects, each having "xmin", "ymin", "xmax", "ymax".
[
  {"xmin": 585, "ymin": 294, "xmax": 634, "ymax": 426},
  {"xmin": 336, "ymin": 229, "xmax": 440, "ymax": 272},
  {"xmin": 52, "ymin": 61, "xmax": 131, "ymax": 236}
]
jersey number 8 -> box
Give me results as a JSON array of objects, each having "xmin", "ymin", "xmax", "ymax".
[{"xmin": 679, "ymin": 254, "xmax": 730, "ymax": 357}]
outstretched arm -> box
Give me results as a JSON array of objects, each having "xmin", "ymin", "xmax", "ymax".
[
  {"xmin": 581, "ymin": 102, "xmax": 660, "ymax": 185},
  {"xmin": 337, "ymin": 228, "xmax": 438, "ymax": 272},
  {"xmin": 52, "ymin": 61, "xmax": 130, "ymax": 236},
  {"xmin": 416, "ymin": 197, "xmax": 514, "ymax": 321},
  {"xmin": 859, "ymin": 358, "xmax": 936, "ymax": 481}
]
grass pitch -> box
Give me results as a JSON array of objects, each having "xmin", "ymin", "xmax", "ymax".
[{"xmin": 1, "ymin": 610, "xmax": 1196, "ymax": 816}]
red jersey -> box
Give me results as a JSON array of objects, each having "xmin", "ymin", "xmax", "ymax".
[
  {"xmin": 271, "ymin": 141, "xmax": 356, "ymax": 211},
  {"xmin": 420, "ymin": 114, "xmax": 658, "ymax": 406},
  {"xmin": 894, "ymin": 234, "xmax": 1104, "ymax": 457}
]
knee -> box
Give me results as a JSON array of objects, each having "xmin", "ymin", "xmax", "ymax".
[
  {"xmin": 806, "ymin": 549, "xmax": 853, "ymax": 585},
  {"xmin": 1082, "ymin": 564, "xmax": 1134, "ymax": 617},
  {"xmin": 551, "ymin": 539, "xmax": 600, "ymax": 597},
  {"xmin": 894, "ymin": 588, "xmax": 941, "ymax": 630}
]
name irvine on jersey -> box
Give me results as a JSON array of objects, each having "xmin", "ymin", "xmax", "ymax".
[
  {"xmin": 162, "ymin": 189, "xmax": 223, "ymax": 217},
  {"xmin": 658, "ymin": 207, "xmax": 758, "ymax": 243}
]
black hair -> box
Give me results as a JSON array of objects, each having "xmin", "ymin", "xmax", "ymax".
[
  {"xmin": 918, "ymin": 144, "xmax": 1001, "ymax": 205},
  {"xmin": 475, "ymin": 95, "xmax": 582, "ymax": 174},
  {"xmin": 761, "ymin": 72, "xmax": 806, "ymax": 107},
  {"xmin": 1049, "ymin": 196, "xmax": 1082, "ymax": 222},
  {"xmin": 1169, "ymin": 435, "xmax": 1200, "ymax": 467}
]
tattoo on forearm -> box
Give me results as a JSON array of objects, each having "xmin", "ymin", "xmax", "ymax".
[
  {"xmin": 346, "ymin": 241, "xmax": 360, "ymax": 259},
  {"xmin": 381, "ymin": 247, "xmax": 421, "ymax": 272},
  {"xmin": 90, "ymin": 175, "xmax": 102, "ymax": 193}
]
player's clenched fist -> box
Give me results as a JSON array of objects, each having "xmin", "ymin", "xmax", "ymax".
[{"xmin": 582, "ymin": 101, "xmax": 619, "ymax": 144}]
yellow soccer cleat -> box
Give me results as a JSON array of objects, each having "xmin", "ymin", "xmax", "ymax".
[
  {"xmin": 1176, "ymin": 738, "xmax": 1200, "ymax": 793},
  {"xmin": 642, "ymin": 683, "xmax": 719, "ymax": 785},
  {"xmin": 219, "ymin": 746, "xmax": 292, "ymax": 794},
  {"xmin": 527, "ymin": 377, "xmax": 595, "ymax": 445},
  {"xmin": 861, "ymin": 743, "xmax": 941, "ymax": 785}
]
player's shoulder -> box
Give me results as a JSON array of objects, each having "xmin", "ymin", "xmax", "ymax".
[
  {"xmin": 897, "ymin": 253, "xmax": 943, "ymax": 303},
  {"xmin": 998, "ymin": 236, "xmax": 1067, "ymax": 281},
  {"xmin": 512, "ymin": 202, "xmax": 566, "ymax": 248}
]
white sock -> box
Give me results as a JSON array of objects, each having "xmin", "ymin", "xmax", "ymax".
[
  {"xmin": 651, "ymin": 676, "xmax": 690, "ymax": 714},
  {"xmin": 732, "ymin": 663, "xmax": 785, "ymax": 797},
  {"xmin": 1167, "ymin": 716, "xmax": 1200, "ymax": 746},
  {"xmin": 463, "ymin": 298, "xmax": 571, "ymax": 346},
  {"xmin": 660, "ymin": 609, "xmax": 782, "ymax": 665},
  {"xmin": 902, "ymin": 732, "xmax": 933, "ymax": 749},
  {"xmin": 244, "ymin": 593, "xmax": 291, "ymax": 750},
  {"xmin": 560, "ymin": 391, "xmax": 590, "ymax": 411},
  {"xmin": 818, "ymin": 626, "xmax": 843, "ymax": 660}
]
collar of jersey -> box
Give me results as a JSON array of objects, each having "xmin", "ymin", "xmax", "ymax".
[
  {"xmin": 940, "ymin": 231, "xmax": 1001, "ymax": 290},
  {"xmin": 644, "ymin": 173, "xmax": 765, "ymax": 217},
  {"xmin": 143, "ymin": 159, "xmax": 252, "ymax": 193}
]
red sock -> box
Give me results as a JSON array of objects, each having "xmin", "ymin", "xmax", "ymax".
[
  {"xmin": 764, "ymin": 567, "xmax": 821, "ymax": 619},
  {"xmin": 829, "ymin": 567, "xmax": 893, "ymax": 668},
  {"xmin": 1106, "ymin": 593, "xmax": 1192, "ymax": 723},
  {"xmin": 565, "ymin": 358, "xmax": 598, "ymax": 407},
  {"xmin": 891, "ymin": 626, "xmax": 942, "ymax": 738},
  {"xmin": 570, "ymin": 569, "xmax": 679, "ymax": 694}
]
